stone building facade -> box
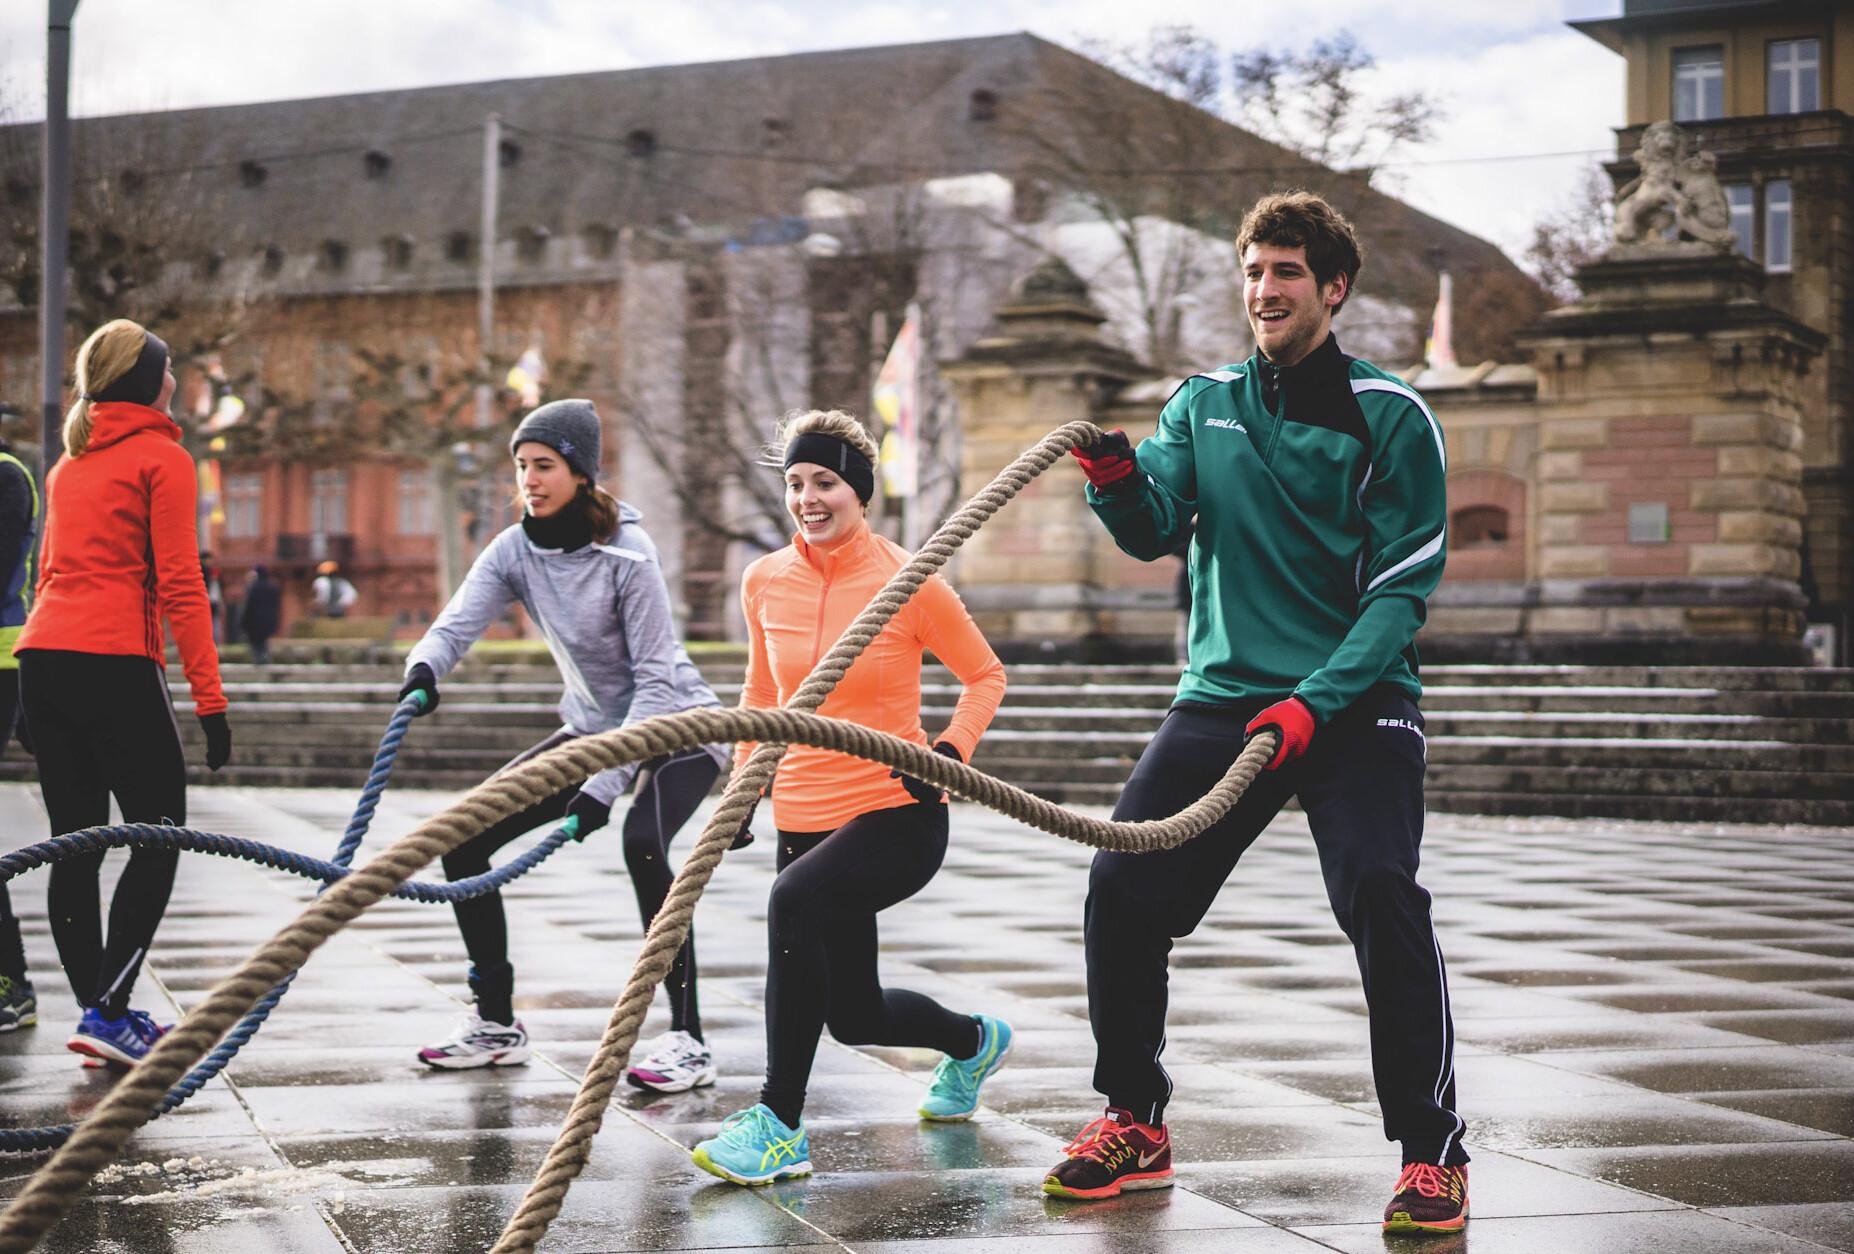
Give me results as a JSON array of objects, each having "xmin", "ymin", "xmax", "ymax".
[{"xmin": 0, "ymin": 34, "xmax": 1541, "ymax": 641}]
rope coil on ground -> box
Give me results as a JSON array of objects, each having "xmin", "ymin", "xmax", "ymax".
[{"xmin": 0, "ymin": 420, "xmax": 1277, "ymax": 1252}]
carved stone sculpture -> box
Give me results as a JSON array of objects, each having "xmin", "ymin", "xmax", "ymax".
[{"xmin": 1611, "ymin": 121, "xmax": 1736, "ymax": 250}]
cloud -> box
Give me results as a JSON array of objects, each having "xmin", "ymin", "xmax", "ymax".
[{"xmin": 0, "ymin": 1, "xmax": 1626, "ymax": 264}]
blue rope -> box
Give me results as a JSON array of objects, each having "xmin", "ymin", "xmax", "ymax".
[{"xmin": 0, "ymin": 694, "xmax": 580, "ymax": 1151}]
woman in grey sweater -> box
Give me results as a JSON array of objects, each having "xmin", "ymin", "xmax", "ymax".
[{"xmin": 399, "ymin": 399, "xmax": 729, "ymax": 1092}]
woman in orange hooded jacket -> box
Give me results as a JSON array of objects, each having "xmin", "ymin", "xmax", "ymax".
[
  {"xmin": 692, "ymin": 409, "xmax": 1013, "ymax": 1186},
  {"xmin": 13, "ymin": 318, "xmax": 230, "ymax": 1068}
]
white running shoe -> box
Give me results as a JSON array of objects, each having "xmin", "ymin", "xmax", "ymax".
[
  {"xmin": 417, "ymin": 1013, "xmax": 532, "ymax": 1070},
  {"xmin": 626, "ymin": 1029, "xmax": 717, "ymax": 1092}
]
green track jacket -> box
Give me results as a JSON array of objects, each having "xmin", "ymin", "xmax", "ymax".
[{"xmin": 1089, "ymin": 334, "xmax": 1447, "ymax": 724}]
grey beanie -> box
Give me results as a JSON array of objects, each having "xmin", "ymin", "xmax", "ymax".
[{"xmin": 510, "ymin": 399, "xmax": 601, "ymax": 481}]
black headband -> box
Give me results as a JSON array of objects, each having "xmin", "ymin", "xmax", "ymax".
[
  {"xmin": 784, "ymin": 431, "xmax": 875, "ymax": 504},
  {"xmin": 87, "ymin": 331, "xmax": 170, "ymax": 406}
]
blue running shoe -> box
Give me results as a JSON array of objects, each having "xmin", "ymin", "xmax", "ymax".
[
  {"xmin": 67, "ymin": 1008, "xmax": 168, "ymax": 1068},
  {"xmin": 691, "ymin": 1104, "xmax": 812, "ymax": 1186},
  {"xmin": 919, "ymin": 1014, "xmax": 1012, "ymax": 1121}
]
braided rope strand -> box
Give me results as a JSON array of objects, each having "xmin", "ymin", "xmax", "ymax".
[{"xmin": 0, "ymin": 421, "xmax": 1279, "ymax": 1251}]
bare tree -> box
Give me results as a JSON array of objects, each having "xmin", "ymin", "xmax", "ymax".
[
  {"xmin": 1228, "ymin": 33, "xmax": 1442, "ymax": 183},
  {"xmin": 1522, "ymin": 162, "xmax": 1615, "ymax": 306},
  {"xmin": 0, "ymin": 103, "xmax": 263, "ymax": 390}
]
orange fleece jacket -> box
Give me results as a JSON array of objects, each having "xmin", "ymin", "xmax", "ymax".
[
  {"xmin": 14, "ymin": 402, "xmax": 226, "ymax": 715},
  {"xmin": 736, "ymin": 518, "xmax": 1005, "ymax": 832}
]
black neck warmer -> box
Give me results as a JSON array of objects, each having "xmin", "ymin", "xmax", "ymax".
[{"xmin": 522, "ymin": 500, "xmax": 594, "ymax": 552}]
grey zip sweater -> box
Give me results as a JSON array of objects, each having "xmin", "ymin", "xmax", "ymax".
[{"xmin": 406, "ymin": 502, "xmax": 726, "ymax": 805}]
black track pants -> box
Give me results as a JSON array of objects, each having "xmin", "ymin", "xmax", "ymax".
[
  {"xmin": 1086, "ymin": 687, "xmax": 1466, "ymax": 1166},
  {"xmin": 442, "ymin": 734, "xmax": 717, "ymax": 1031},
  {"xmin": 759, "ymin": 801, "xmax": 980, "ymax": 1128},
  {"xmin": 18, "ymin": 650, "xmax": 186, "ymax": 1017}
]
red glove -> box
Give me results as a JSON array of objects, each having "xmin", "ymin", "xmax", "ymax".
[
  {"xmin": 1071, "ymin": 429, "xmax": 1137, "ymax": 491},
  {"xmin": 1245, "ymin": 696, "xmax": 1315, "ymax": 771}
]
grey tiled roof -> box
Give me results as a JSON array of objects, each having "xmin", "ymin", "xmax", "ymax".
[{"xmin": 1, "ymin": 33, "xmax": 1530, "ymax": 314}]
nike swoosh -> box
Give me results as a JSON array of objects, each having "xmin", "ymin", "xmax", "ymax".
[{"xmin": 1137, "ymin": 1147, "xmax": 1166, "ymax": 1169}]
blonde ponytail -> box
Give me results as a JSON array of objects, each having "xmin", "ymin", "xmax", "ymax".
[{"xmin": 64, "ymin": 319, "xmax": 150, "ymax": 458}]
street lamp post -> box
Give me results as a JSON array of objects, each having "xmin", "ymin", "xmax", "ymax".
[{"xmin": 39, "ymin": 0, "xmax": 81, "ymax": 487}]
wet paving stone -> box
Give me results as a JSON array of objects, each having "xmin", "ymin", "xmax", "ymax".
[
  {"xmin": 1526, "ymin": 1140, "xmax": 1854, "ymax": 1208},
  {"xmin": 1, "ymin": 786, "xmax": 1851, "ymax": 1251},
  {"xmin": 1693, "ymin": 1087, "xmax": 1854, "ymax": 1136}
]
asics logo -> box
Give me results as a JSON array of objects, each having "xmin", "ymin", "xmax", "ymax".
[{"xmin": 1203, "ymin": 418, "xmax": 1247, "ymax": 432}]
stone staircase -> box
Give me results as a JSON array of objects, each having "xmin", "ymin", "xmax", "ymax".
[{"xmin": 2, "ymin": 655, "xmax": 1848, "ymax": 826}]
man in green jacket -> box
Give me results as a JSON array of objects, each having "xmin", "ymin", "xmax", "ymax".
[{"xmin": 1042, "ymin": 192, "xmax": 1465, "ymax": 1234}]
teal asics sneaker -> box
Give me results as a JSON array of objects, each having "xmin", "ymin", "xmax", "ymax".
[
  {"xmin": 691, "ymin": 1104, "xmax": 812, "ymax": 1186},
  {"xmin": 919, "ymin": 1014, "xmax": 1013, "ymax": 1121}
]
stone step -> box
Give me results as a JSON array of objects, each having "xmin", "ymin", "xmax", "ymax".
[
  {"xmin": 1428, "ymin": 736, "xmax": 1854, "ymax": 773},
  {"xmin": 1425, "ymin": 789, "xmax": 1854, "ymax": 827},
  {"xmin": 1425, "ymin": 762, "xmax": 1854, "ymax": 802},
  {"xmin": 1421, "ymin": 664, "xmax": 1854, "ymax": 693}
]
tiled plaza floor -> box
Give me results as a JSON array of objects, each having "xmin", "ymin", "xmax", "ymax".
[{"xmin": 0, "ymin": 782, "xmax": 1849, "ymax": 1252}]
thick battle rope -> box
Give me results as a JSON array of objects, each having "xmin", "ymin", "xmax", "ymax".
[{"xmin": 0, "ymin": 421, "xmax": 1277, "ymax": 1252}]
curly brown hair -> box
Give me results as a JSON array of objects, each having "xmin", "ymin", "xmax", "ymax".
[{"xmin": 1235, "ymin": 191, "xmax": 1365, "ymax": 314}]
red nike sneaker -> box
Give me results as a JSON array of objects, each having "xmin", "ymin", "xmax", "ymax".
[
  {"xmin": 1383, "ymin": 1162, "xmax": 1468, "ymax": 1232},
  {"xmin": 1042, "ymin": 1107, "xmax": 1174, "ymax": 1199}
]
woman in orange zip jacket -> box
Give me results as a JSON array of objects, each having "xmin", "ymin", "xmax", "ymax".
[
  {"xmin": 13, "ymin": 318, "xmax": 231, "ymax": 1069},
  {"xmin": 692, "ymin": 409, "xmax": 1013, "ymax": 1186}
]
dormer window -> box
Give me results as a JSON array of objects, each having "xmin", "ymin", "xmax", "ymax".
[
  {"xmin": 625, "ymin": 128, "xmax": 657, "ymax": 158},
  {"xmin": 383, "ymin": 234, "xmax": 414, "ymax": 269},
  {"xmin": 364, "ymin": 149, "xmax": 392, "ymax": 179},
  {"xmin": 517, "ymin": 224, "xmax": 551, "ymax": 263},
  {"xmin": 239, "ymin": 159, "xmax": 268, "ymax": 189},
  {"xmin": 969, "ymin": 89, "xmax": 999, "ymax": 122},
  {"xmin": 584, "ymin": 223, "xmax": 618, "ymax": 259}
]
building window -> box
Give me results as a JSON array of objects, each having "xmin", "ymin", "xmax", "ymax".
[
  {"xmin": 517, "ymin": 224, "xmax": 550, "ymax": 263},
  {"xmin": 1628, "ymin": 502, "xmax": 1670, "ymax": 545},
  {"xmin": 310, "ymin": 469, "xmax": 349, "ymax": 535},
  {"xmin": 1673, "ymin": 46, "xmax": 1724, "ymax": 122},
  {"xmin": 363, "ymin": 149, "xmax": 392, "ymax": 179},
  {"xmin": 318, "ymin": 239, "xmax": 349, "ymax": 272},
  {"xmin": 584, "ymin": 223, "xmax": 618, "ymax": 259},
  {"xmin": 625, "ymin": 128, "xmax": 657, "ymax": 158},
  {"xmin": 383, "ymin": 233, "xmax": 414, "ymax": 269},
  {"xmin": 238, "ymin": 159, "xmax": 268, "ymax": 189},
  {"xmin": 1768, "ymin": 38, "xmax": 1820, "ymax": 114},
  {"xmin": 445, "ymin": 230, "xmax": 474, "ymax": 262},
  {"xmin": 1765, "ymin": 179, "xmax": 1792, "ymax": 272},
  {"xmin": 1726, "ymin": 184, "xmax": 1755, "ymax": 257},
  {"xmin": 397, "ymin": 469, "xmax": 435, "ymax": 535},
  {"xmin": 1450, "ymin": 505, "xmax": 1509, "ymax": 548},
  {"xmin": 969, "ymin": 89, "xmax": 999, "ymax": 122},
  {"xmin": 224, "ymin": 473, "xmax": 263, "ymax": 538}
]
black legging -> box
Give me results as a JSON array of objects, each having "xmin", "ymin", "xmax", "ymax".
[
  {"xmin": 0, "ymin": 669, "xmax": 27, "ymax": 984},
  {"xmin": 17, "ymin": 650, "xmax": 186, "ymax": 1017},
  {"xmin": 442, "ymin": 737, "xmax": 719, "ymax": 1031},
  {"xmin": 759, "ymin": 800, "xmax": 981, "ymax": 1128}
]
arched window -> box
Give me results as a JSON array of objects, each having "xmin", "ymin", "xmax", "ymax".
[{"xmin": 1451, "ymin": 505, "xmax": 1509, "ymax": 548}]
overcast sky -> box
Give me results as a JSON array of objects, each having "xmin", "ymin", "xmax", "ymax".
[{"xmin": 0, "ymin": 1, "xmax": 1625, "ymax": 264}]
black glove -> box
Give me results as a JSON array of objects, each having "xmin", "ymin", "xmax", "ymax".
[
  {"xmin": 399, "ymin": 662, "xmax": 439, "ymax": 715},
  {"xmin": 729, "ymin": 800, "xmax": 758, "ymax": 851},
  {"xmin": 566, "ymin": 791, "xmax": 611, "ymax": 842},
  {"xmin": 198, "ymin": 712, "xmax": 232, "ymax": 772},
  {"xmin": 892, "ymin": 741, "xmax": 961, "ymax": 805}
]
